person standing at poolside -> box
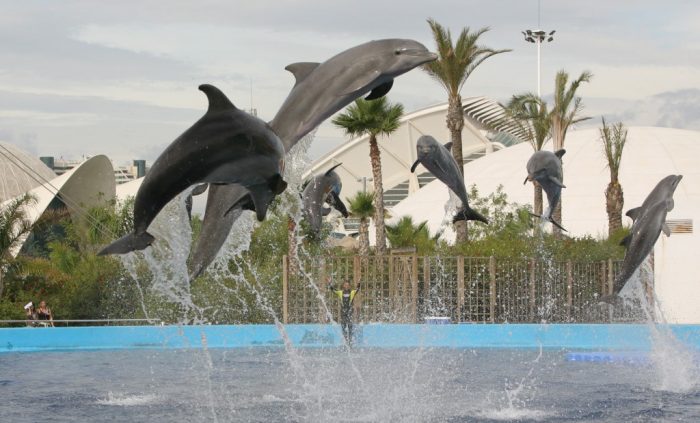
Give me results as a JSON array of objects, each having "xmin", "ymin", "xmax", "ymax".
[
  {"xmin": 328, "ymin": 279, "xmax": 360, "ymax": 345},
  {"xmin": 36, "ymin": 300, "xmax": 54, "ymax": 327}
]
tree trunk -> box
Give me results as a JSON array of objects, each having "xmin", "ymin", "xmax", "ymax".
[
  {"xmin": 358, "ymin": 218, "xmax": 369, "ymax": 257},
  {"xmin": 552, "ymin": 147, "xmax": 564, "ymax": 238},
  {"xmin": 368, "ymin": 135, "xmax": 386, "ymax": 254},
  {"xmin": 287, "ymin": 217, "xmax": 299, "ymax": 275},
  {"xmin": 534, "ymin": 184, "xmax": 543, "ymax": 217},
  {"xmin": 606, "ymin": 180, "xmax": 624, "ymax": 237},
  {"xmin": 447, "ymin": 94, "xmax": 468, "ymax": 243}
]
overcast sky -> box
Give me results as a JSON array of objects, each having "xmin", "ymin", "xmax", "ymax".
[{"xmin": 1, "ymin": 0, "xmax": 699, "ymax": 165}]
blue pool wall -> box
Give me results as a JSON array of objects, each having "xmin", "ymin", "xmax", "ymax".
[{"xmin": 2, "ymin": 324, "xmax": 700, "ymax": 353}]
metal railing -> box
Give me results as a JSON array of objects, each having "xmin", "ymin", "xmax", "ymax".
[
  {"xmin": 282, "ymin": 255, "xmax": 653, "ymax": 324},
  {"xmin": 0, "ymin": 318, "xmax": 162, "ymax": 327}
]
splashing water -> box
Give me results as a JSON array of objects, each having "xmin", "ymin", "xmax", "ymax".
[{"xmin": 621, "ymin": 258, "xmax": 699, "ymax": 393}]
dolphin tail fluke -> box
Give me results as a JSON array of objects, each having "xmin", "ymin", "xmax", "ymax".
[
  {"xmin": 549, "ymin": 218, "xmax": 567, "ymax": 232},
  {"xmin": 528, "ymin": 212, "xmax": 567, "ymax": 232},
  {"xmin": 97, "ymin": 232, "xmax": 155, "ymax": 256},
  {"xmin": 248, "ymin": 176, "xmax": 287, "ymax": 221},
  {"xmin": 453, "ymin": 206, "xmax": 489, "ymax": 224}
]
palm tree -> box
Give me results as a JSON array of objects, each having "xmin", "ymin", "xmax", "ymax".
[
  {"xmin": 385, "ymin": 216, "xmax": 435, "ymax": 254},
  {"xmin": 332, "ymin": 97, "xmax": 403, "ymax": 254},
  {"xmin": 600, "ymin": 118, "xmax": 628, "ymax": 236},
  {"xmin": 422, "ymin": 19, "xmax": 510, "ymax": 243},
  {"xmin": 504, "ymin": 94, "xmax": 551, "ymax": 217},
  {"xmin": 346, "ymin": 191, "xmax": 375, "ymax": 257},
  {"xmin": 549, "ymin": 70, "xmax": 593, "ymax": 234},
  {"xmin": 0, "ymin": 194, "xmax": 36, "ymax": 297}
]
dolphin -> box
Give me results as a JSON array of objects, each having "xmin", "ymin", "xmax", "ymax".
[
  {"xmin": 270, "ymin": 38, "xmax": 438, "ymax": 150},
  {"xmin": 619, "ymin": 175, "xmax": 683, "ymax": 248},
  {"xmin": 524, "ymin": 149, "xmax": 567, "ymax": 231},
  {"xmin": 602, "ymin": 175, "xmax": 682, "ymax": 301},
  {"xmin": 302, "ymin": 163, "xmax": 349, "ymax": 236},
  {"xmin": 410, "ymin": 135, "xmax": 488, "ymax": 224},
  {"xmin": 188, "ymin": 39, "xmax": 437, "ymax": 279},
  {"xmin": 98, "ymin": 84, "xmax": 287, "ymax": 256}
]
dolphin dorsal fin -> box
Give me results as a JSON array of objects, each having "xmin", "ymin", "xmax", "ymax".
[
  {"xmin": 324, "ymin": 163, "xmax": 342, "ymax": 177},
  {"xmin": 199, "ymin": 84, "xmax": 236, "ymax": 112},
  {"xmin": 285, "ymin": 62, "xmax": 320, "ymax": 87},
  {"xmin": 443, "ymin": 142, "xmax": 453, "ymax": 151},
  {"xmin": 626, "ymin": 207, "xmax": 642, "ymax": 222},
  {"xmin": 554, "ymin": 149, "xmax": 566, "ymax": 159}
]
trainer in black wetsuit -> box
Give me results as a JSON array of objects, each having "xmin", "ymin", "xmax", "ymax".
[{"xmin": 328, "ymin": 280, "xmax": 360, "ymax": 345}]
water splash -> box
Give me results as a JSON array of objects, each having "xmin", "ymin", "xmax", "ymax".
[
  {"xmin": 96, "ymin": 392, "xmax": 159, "ymax": 406},
  {"xmin": 621, "ymin": 258, "xmax": 699, "ymax": 393}
]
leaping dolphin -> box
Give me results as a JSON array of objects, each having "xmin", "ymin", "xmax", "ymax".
[
  {"xmin": 98, "ymin": 84, "xmax": 287, "ymax": 256},
  {"xmin": 410, "ymin": 135, "xmax": 488, "ymax": 224},
  {"xmin": 603, "ymin": 175, "xmax": 682, "ymax": 301},
  {"xmin": 524, "ymin": 149, "xmax": 567, "ymax": 231},
  {"xmin": 188, "ymin": 39, "xmax": 437, "ymax": 279},
  {"xmin": 302, "ymin": 163, "xmax": 349, "ymax": 236}
]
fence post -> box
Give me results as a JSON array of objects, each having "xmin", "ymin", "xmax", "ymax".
[
  {"xmin": 457, "ymin": 256, "xmax": 465, "ymax": 323},
  {"xmin": 529, "ymin": 258, "xmax": 536, "ymax": 322},
  {"xmin": 282, "ymin": 255, "xmax": 289, "ymax": 324},
  {"xmin": 489, "ymin": 256, "xmax": 497, "ymax": 323},
  {"xmin": 423, "ymin": 256, "xmax": 431, "ymax": 314},
  {"xmin": 607, "ymin": 258, "xmax": 614, "ymax": 296},
  {"xmin": 353, "ymin": 255, "xmax": 362, "ymax": 320},
  {"xmin": 566, "ymin": 260, "xmax": 573, "ymax": 321},
  {"xmin": 412, "ymin": 255, "xmax": 419, "ymax": 323},
  {"xmin": 600, "ymin": 261, "xmax": 607, "ymax": 296}
]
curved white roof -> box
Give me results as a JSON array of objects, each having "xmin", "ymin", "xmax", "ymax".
[
  {"xmin": 305, "ymin": 102, "xmax": 497, "ymax": 201},
  {"xmin": 4, "ymin": 155, "xmax": 115, "ymax": 256},
  {"xmin": 386, "ymin": 126, "xmax": 700, "ymax": 323},
  {"xmin": 0, "ymin": 142, "xmax": 56, "ymax": 203}
]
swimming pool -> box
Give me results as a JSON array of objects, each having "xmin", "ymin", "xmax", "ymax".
[{"xmin": 1, "ymin": 324, "xmax": 699, "ymax": 422}]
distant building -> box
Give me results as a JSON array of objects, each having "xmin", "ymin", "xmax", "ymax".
[{"xmin": 40, "ymin": 156, "xmax": 148, "ymax": 185}]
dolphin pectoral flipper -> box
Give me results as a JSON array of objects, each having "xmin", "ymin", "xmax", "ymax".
[
  {"xmin": 191, "ymin": 183, "xmax": 208, "ymax": 196},
  {"xmin": 248, "ymin": 184, "xmax": 277, "ymax": 222},
  {"xmin": 549, "ymin": 175, "xmax": 565, "ymax": 188},
  {"xmin": 285, "ymin": 62, "xmax": 320, "ymax": 87},
  {"xmin": 329, "ymin": 190, "xmax": 349, "ymax": 218},
  {"xmin": 619, "ymin": 234, "xmax": 632, "ymax": 248},
  {"xmin": 410, "ymin": 160, "xmax": 420, "ymax": 173},
  {"xmin": 98, "ymin": 232, "xmax": 156, "ymax": 256},
  {"xmin": 365, "ymin": 79, "xmax": 394, "ymax": 100},
  {"xmin": 662, "ymin": 223, "xmax": 671, "ymax": 236},
  {"xmin": 554, "ymin": 149, "xmax": 566, "ymax": 159},
  {"xmin": 268, "ymin": 174, "xmax": 288, "ymax": 194},
  {"xmin": 341, "ymin": 68, "xmax": 381, "ymax": 97},
  {"xmin": 321, "ymin": 207, "xmax": 332, "ymax": 216}
]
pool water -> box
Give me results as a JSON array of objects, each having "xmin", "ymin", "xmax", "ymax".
[{"xmin": 1, "ymin": 347, "xmax": 699, "ymax": 422}]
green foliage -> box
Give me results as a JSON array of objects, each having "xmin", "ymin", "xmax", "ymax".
[
  {"xmin": 386, "ymin": 216, "xmax": 435, "ymax": 254},
  {"xmin": 599, "ymin": 117, "xmax": 628, "ymax": 179},
  {"xmin": 504, "ymin": 94, "xmax": 551, "ymax": 151},
  {"xmin": 332, "ymin": 97, "xmax": 404, "ymax": 138},
  {"xmin": 422, "ymin": 19, "xmax": 511, "ymax": 96},
  {"xmin": 347, "ymin": 190, "xmax": 375, "ymax": 219}
]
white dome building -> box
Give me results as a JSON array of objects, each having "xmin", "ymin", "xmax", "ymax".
[
  {"xmin": 0, "ymin": 142, "xmax": 57, "ymax": 203},
  {"xmin": 384, "ymin": 126, "xmax": 700, "ymax": 323}
]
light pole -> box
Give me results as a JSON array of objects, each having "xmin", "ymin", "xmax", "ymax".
[
  {"xmin": 357, "ymin": 176, "xmax": 373, "ymax": 193},
  {"xmin": 522, "ymin": 29, "xmax": 555, "ymax": 97}
]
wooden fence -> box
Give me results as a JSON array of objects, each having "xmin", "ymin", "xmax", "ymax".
[{"xmin": 282, "ymin": 255, "xmax": 653, "ymax": 324}]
